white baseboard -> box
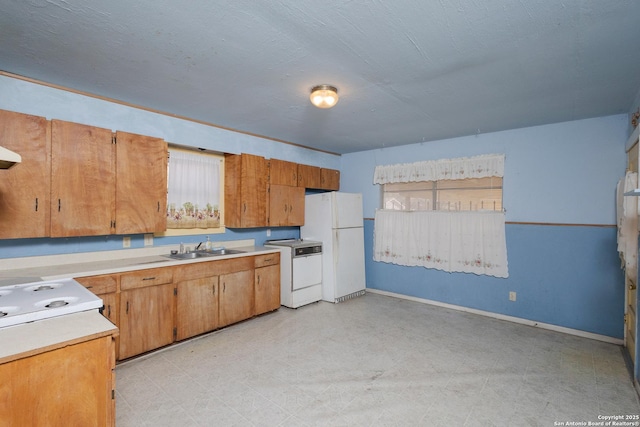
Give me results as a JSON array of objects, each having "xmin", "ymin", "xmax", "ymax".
[{"xmin": 366, "ymin": 288, "xmax": 624, "ymax": 345}]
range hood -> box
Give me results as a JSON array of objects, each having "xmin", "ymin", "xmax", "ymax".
[{"xmin": 0, "ymin": 146, "xmax": 21, "ymax": 169}]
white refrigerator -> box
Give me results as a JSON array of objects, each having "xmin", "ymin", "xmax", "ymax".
[{"xmin": 301, "ymin": 192, "xmax": 366, "ymax": 303}]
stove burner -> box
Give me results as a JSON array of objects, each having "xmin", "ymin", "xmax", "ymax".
[
  {"xmin": 34, "ymin": 285, "xmax": 54, "ymax": 291},
  {"xmin": 45, "ymin": 300, "xmax": 69, "ymax": 308}
]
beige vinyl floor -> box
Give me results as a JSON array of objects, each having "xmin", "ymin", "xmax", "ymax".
[{"xmin": 115, "ymin": 293, "xmax": 640, "ymax": 426}]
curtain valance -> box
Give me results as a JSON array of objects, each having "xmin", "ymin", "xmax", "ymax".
[{"xmin": 373, "ymin": 153, "xmax": 504, "ymax": 184}]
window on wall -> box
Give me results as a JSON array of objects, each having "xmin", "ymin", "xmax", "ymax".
[
  {"xmin": 382, "ymin": 176, "xmax": 503, "ymax": 212},
  {"xmin": 165, "ymin": 148, "xmax": 224, "ymax": 233},
  {"xmin": 373, "ymin": 154, "xmax": 508, "ymax": 278}
]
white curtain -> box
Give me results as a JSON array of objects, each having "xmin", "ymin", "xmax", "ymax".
[
  {"xmin": 617, "ymin": 171, "xmax": 638, "ymax": 274},
  {"xmin": 167, "ymin": 150, "xmax": 221, "ymax": 229},
  {"xmin": 374, "ymin": 153, "xmax": 504, "ymax": 184},
  {"xmin": 373, "ymin": 209, "xmax": 509, "ymax": 278}
]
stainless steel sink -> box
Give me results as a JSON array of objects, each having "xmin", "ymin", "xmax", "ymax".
[{"xmin": 163, "ymin": 248, "xmax": 246, "ymax": 260}]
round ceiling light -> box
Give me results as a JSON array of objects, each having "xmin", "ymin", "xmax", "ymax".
[{"xmin": 310, "ymin": 85, "xmax": 339, "ymax": 109}]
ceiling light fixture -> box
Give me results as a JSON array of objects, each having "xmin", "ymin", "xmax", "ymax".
[{"xmin": 310, "ymin": 85, "xmax": 339, "ymax": 109}]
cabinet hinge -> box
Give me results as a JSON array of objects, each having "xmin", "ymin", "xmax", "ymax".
[{"xmin": 112, "ymin": 135, "xmax": 116, "ymax": 144}]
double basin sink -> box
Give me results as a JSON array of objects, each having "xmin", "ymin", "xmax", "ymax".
[{"xmin": 164, "ymin": 248, "xmax": 246, "ymax": 260}]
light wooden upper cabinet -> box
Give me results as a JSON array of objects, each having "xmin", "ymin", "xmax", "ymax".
[
  {"xmin": 49, "ymin": 121, "xmax": 168, "ymax": 237},
  {"xmin": 0, "ymin": 109, "xmax": 50, "ymax": 239},
  {"xmin": 269, "ymin": 184, "xmax": 304, "ymax": 226},
  {"xmin": 297, "ymin": 164, "xmax": 321, "ymax": 188},
  {"xmin": 115, "ymin": 131, "xmax": 167, "ymax": 234},
  {"xmin": 269, "ymin": 159, "xmax": 298, "ymax": 186},
  {"xmin": 224, "ymin": 153, "xmax": 268, "ymax": 228},
  {"xmin": 320, "ymin": 168, "xmax": 340, "ymax": 191},
  {"xmin": 51, "ymin": 120, "xmax": 115, "ymax": 237}
]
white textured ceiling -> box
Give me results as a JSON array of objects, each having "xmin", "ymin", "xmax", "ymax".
[{"xmin": 1, "ymin": 1, "xmax": 639, "ymax": 154}]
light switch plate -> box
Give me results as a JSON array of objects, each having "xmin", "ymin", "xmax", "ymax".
[
  {"xmin": 144, "ymin": 234, "xmax": 153, "ymax": 246},
  {"xmin": 123, "ymin": 236, "xmax": 131, "ymax": 248}
]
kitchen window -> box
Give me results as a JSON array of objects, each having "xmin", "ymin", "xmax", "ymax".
[
  {"xmin": 382, "ymin": 177, "xmax": 503, "ymax": 212},
  {"xmin": 162, "ymin": 147, "xmax": 225, "ymax": 235},
  {"xmin": 373, "ymin": 154, "xmax": 508, "ymax": 278}
]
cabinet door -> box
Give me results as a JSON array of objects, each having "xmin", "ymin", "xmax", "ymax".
[
  {"xmin": 115, "ymin": 131, "xmax": 167, "ymax": 234},
  {"xmin": 51, "ymin": 120, "xmax": 115, "ymax": 237},
  {"xmin": 269, "ymin": 185, "xmax": 304, "ymax": 226},
  {"xmin": 176, "ymin": 276, "xmax": 219, "ymax": 341},
  {"xmin": 0, "ymin": 335, "xmax": 115, "ymax": 426},
  {"xmin": 320, "ymin": 168, "xmax": 340, "ymax": 190},
  {"xmin": 219, "ymin": 269, "xmax": 254, "ymax": 327},
  {"xmin": 255, "ymin": 264, "xmax": 280, "ymax": 315},
  {"xmin": 269, "ymin": 159, "xmax": 298, "ymax": 186},
  {"xmin": 297, "ymin": 164, "xmax": 321, "ymax": 188},
  {"xmin": 224, "ymin": 153, "xmax": 267, "ymax": 228},
  {"xmin": 119, "ymin": 283, "xmax": 174, "ymax": 360},
  {"xmin": 100, "ymin": 292, "xmax": 118, "ymax": 326},
  {"xmin": 0, "ymin": 109, "xmax": 50, "ymax": 239}
]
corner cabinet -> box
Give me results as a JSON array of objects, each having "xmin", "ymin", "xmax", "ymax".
[
  {"xmin": 0, "ymin": 315, "xmax": 117, "ymax": 427},
  {"xmin": 224, "ymin": 153, "xmax": 268, "ymax": 228},
  {"xmin": 0, "ymin": 109, "xmax": 51, "ymax": 239}
]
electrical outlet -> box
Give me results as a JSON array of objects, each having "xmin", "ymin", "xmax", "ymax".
[
  {"xmin": 123, "ymin": 236, "xmax": 131, "ymax": 248},
  {"xmin": 266, "ymin": 229, "xmax": 271, "ymax": 237},
  {"xmin": 144, "ymin": 234, "xmax": 153, "ymax": 246},
  {"xmin": 509, "ymin": 291, "xmax": 516, "ymax": 302}
]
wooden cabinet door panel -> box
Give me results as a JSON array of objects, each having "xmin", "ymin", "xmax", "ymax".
[
  {"xmin": 240, "ymin": 154, "xmax": 267, "ymax": 227},
  {"xmin": 320, "ymin": 168, "xmax": 340, "ymax": 190},
  {"xmin": 119, "ymin": 284, "xmax": 174, "ymax": 360},
  {"xmin": 115, "ymin": 131, "xmax": 167, "ymax": 234},
  {"xmin": 270, "ymin": 159, "xmax": 298, "ymax": 186},
  {"xmin": 255, "ymin": 264, "xmax": 280, "ymax": 315},
  {"xmin": 224, "ymin": 153, "xmax": 267, "ymax": 228},
  {"xmin": 0, "ymin": 336, "xmax": 115, "ymax": 426},
  {"xmin": 219, "ymin": 269, "xmax": 254, "ymax": 327},
  {"xmin": 297, "ymin": 164, "xmax": 321, "ymax": 188},
  {"xmin": 0, "ymin": 109, "xmax": 50, "ymax": 239},
  {"xmin": 269, "ymin": 185, "xmax": 304, "ymax": 226},
  {"xmin": 176, "ymin": 276, "xmax": 219, "ymax": 341},
  {"xmin": 51, "ymin": 120, "xmax": 115, "ymax": 237}
]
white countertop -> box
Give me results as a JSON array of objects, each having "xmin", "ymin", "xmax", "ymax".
[
  {"xmin": 0, "ymin": 239, "xmax": 280, "ymax": 285},
  {"xmin": 0, "ymin": 310, "xmax": 118, "ymax": 364}
]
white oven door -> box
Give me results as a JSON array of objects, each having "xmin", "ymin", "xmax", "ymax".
[{"xmin": 292, "ymin": 254, "xmax": 322, "ymax": 290}]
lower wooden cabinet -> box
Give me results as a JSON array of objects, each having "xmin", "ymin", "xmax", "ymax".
[
  {"xmin": 78, "ymin": 252, "xmax": 280, "ymax": 361},
  {"xmin": 0, "ymin": 335, "xmax": 115, "ymax": 426},
  {"xmin": 176, "ymin": 276, "xmax": 219, "ymax": 341},
  {"xmin": 119, "ymin": 283, "xmax": 175, "ymax": 360},
  {"xmin": 255, "ymin": 253, "xmax": 281, "ymax": 315},
  {"xmin": 219, "ymin": 269, "xmax": 255, "ymax": 327}
]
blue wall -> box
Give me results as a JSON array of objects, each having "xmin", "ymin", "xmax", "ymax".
[
  {"xmin": 343, "ymin": 115, "xmax": 628, "ymax": 339},
  {"xmin": 0, "ymin": 75, "xmax": 335, "ymax": 257}
]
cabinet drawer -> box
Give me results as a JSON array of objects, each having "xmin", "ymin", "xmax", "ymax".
[
  {"xmin": 255, "ymin": 253, "xmax": 280, "ymax": 268},
  {"xmin": 75, "ymin": 274, "xmax": 118, "ymax": 295},
  {"xmin": 120, "ymin": 267, "xmax": 173, "ymax": 290},
  {"xmin": 174, "ymin": 262, "xmax": 218, "ymax": 282}
]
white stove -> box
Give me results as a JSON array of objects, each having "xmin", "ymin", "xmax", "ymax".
[{"xmin": 0, "ymin": 278, "xmax": 103, "ymax": 328}]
